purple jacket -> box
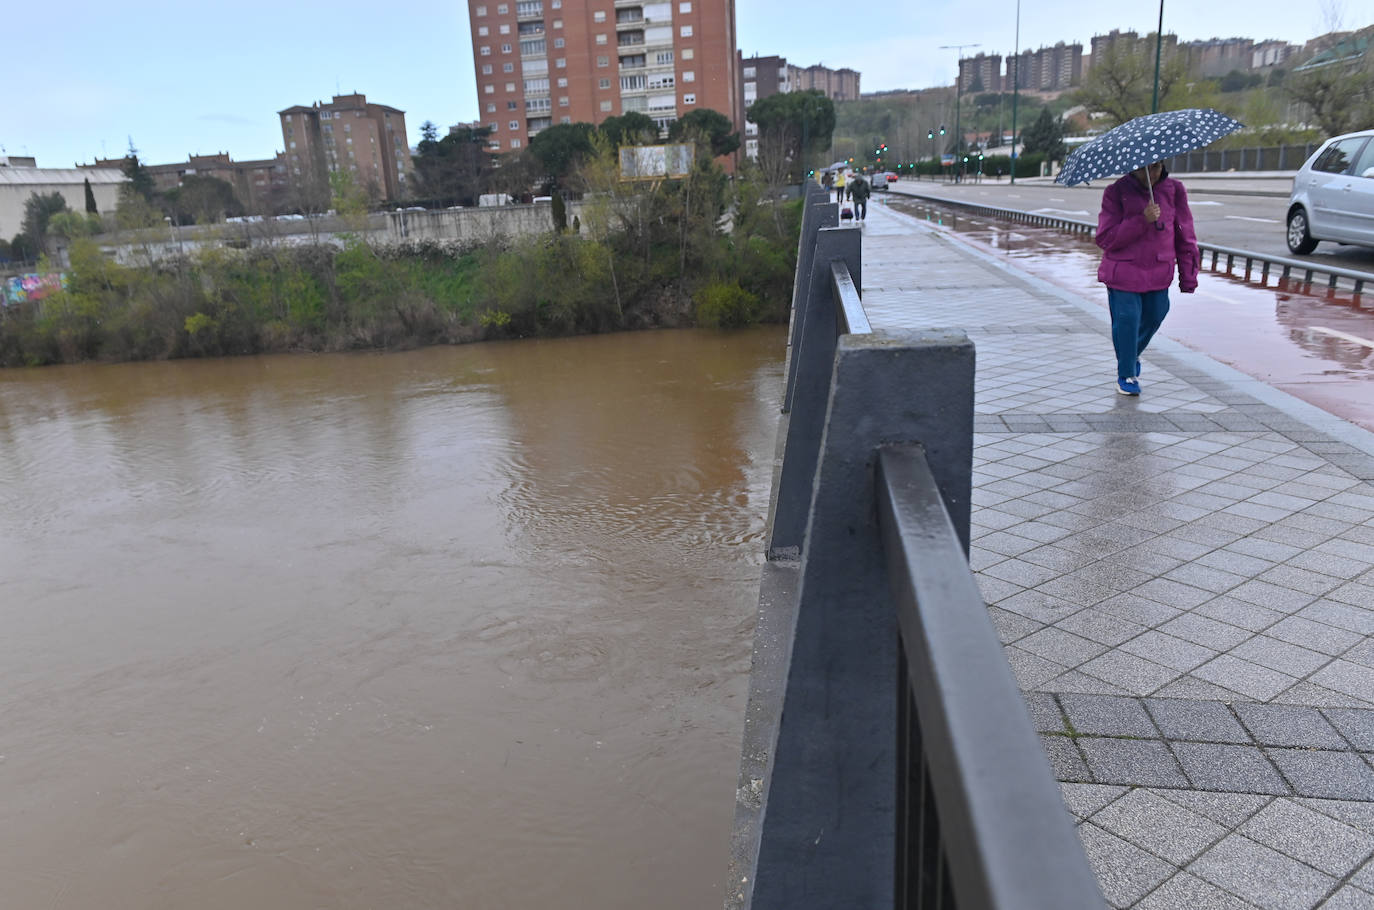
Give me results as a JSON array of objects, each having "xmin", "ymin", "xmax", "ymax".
[{"xmin": 1095, "ymin": 171, "xmax": 1199, "ymax": 293}]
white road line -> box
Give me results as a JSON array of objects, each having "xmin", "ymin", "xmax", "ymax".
[
  {"xmin": 1310, "ymin": 326, "xmax": 1374, "ymax": 348},
  {"xmin": 1224, "ymin": 215, "xmax": 1281, "ymax": 224},
  {"xmin": 1191, "ymin": 201, "xmax": 1224, "ymax": 206},
  {"xmin": 1031, "ymin": 208, "xmax": 1092, "ymax": 217}
]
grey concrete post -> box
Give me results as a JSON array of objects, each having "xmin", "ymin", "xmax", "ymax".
[
  {"xmin": 752, "ymin": 330, "xmax": 975, "ymax": 909},
  {"xmin": 768, "ymin": 226, "xmax": 863, "ymax": 559},
  {"xmin": 782, "ymin": 196, "xmax": 839, "ymax": 414}
]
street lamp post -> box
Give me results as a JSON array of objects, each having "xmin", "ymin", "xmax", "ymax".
[
  {"xmin": 1151, "ymin": 0, "xmax": 1166, "ymax": 113},
  {"xmin": 940, "ymin": 42, "xmax": 980, "ymax": 184},
  {"xmin": 1010, "ymin": 0, "xmax": 1021, "ymax": 184}
]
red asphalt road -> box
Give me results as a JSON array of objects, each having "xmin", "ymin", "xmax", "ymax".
[{"xmin": 887, "ymin": 197, "xmax": 1374, "ymax": 433}]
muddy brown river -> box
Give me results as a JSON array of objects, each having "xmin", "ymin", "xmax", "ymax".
[{"xmin": 0, "ymin": 326, "xmax": 785, "ymax": 909}]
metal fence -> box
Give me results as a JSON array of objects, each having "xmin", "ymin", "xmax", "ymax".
[
  {"xmin": 1163, "ymin": 143, "xmax": 1318, "ymax": 173},
  {"xmin": 728, "ymin": 181, "xmax": 1103, "ymax": 909}
]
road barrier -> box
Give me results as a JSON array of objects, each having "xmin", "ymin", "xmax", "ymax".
[
  {"xmin": 727, "ymin": 181, "xmax": 1103, "ymax": 909},
  {"xmin": 894, "ymin": 192, "xmax": 1374, "ymax": 297}
]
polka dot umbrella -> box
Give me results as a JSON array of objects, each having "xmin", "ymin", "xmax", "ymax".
[{"xmin": 1055, "ymin": 108, "xmax": 1244, "ymax": 193}]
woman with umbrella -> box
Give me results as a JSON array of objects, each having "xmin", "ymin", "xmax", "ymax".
[
  {"xmin": 1057, "ymin": 108, "xmax": 1242, "ymax": 396},
  {"xmin": 1094, "ymin": 158, "xmax": 1198, "ymax": 396}
]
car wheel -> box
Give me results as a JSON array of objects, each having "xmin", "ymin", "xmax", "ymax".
[{"xmin": 1287, "ymin": 208, "xmax": 1318, "ymax": 255}]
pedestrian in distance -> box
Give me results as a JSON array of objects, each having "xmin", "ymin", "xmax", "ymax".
[
  {"xmin": 821, "ymin": 170, "xmax": 834, "ymax": 195},
  {"xmin": 849, "ymin": 174, "xmax": 871, "ymax": 221},
  {"xmin": 1094, "ymin": 160, "xmax": 1199, "ymax": 397},
  {"xmin": 833, "ymin": 169, "xmax": 846, "ymax": 205}
]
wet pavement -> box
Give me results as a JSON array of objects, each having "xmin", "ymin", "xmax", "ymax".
[{"xmin": 852, "ymin": 199, "xmax": 1374, "ymax": 909}]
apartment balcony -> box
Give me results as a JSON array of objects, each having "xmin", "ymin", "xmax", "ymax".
[
  {"xmin": 617, "ymin": 31, "xmax": 645, "ymax": 47},
  {"xmin": 514, "ymin": 1, "xmax": 543, "ymax": 20},
  {"xmin": 615, "ymin": 9, "xmax": 643, "ymax": 26}
]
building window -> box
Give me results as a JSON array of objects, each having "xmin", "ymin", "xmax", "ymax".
[
  {"xmin": 289, "ymin": 140, "xmax": 297, "ymax": 148},
  {"xmin": 497, "ymin": 3, "xmax": 508, "ymax": 11},
  {"xmin": 480, "ymin": 45, "xmax": 491, "ymax": 55},
  {"xmin": 559, "ymin": 97, "xmax": 569, "ymax": 106},
  {"xmin": 551, "ymin": 0, "xmax": 560, "ymax": 7},
  {"xmin": 482, "ymin": 64, "xmax": 493, "ymax": 74},
  {"xmin": 501, "ymin": 43, "xmax": 512, "ymax": 53},
  {"xmin": 486, "ymin": 103, "xmax": 496, "ymax": 112},
  {"xmin": 554, "ymin": 37, "xmax": 564, "ymax": 47},
  {"xmin": 505, "ymin": 82, "xmax": 516, "ymax": 91},
  {"xmin": 556, "ymin": 77, "xmax": 568, "ymax": 87},
  {"xmin": 593, "ymin": 9, "xmax": 605, "ymax": 20},
  {"xmin": 596, "ymin": 33, "xmax": 607, "ymax": 44},
  {"xmin": 620, "ymin": 74, "xmax": 645, "ymax": 90},
  {"xmin": 489, "ymin": 122, "xmax": 499, "ymax": 131},
  {"xmin": 683, "ymin": 93, "xmax": 695, "ymax": 104},
  {"xmin": 553, "ymin": 18, "xmax": 562, "ymax": 27},
  {"xmin": 484, "ymin": 84, "xmax": 495, "ymax": 93},
  {"xmin": 656, "ymin": 50, "xmax": 674, "ymax": 64},
  {"xmin": 478, "ymin": 25, "xmax": 489, "ymax": 35},
  {"xmin": 508, "ymin": 100, "xmax": 518, "ymax": 109},
  {"xmin": 511, "ymin": 138, "xmax": 522, "ymax": 148},
  {"xmin": 320, "ymin": 111, "xmax": 332, "ymax": 119},
  {"xmin": 503, "ymin": 62, "xmax": 514, "ymax": 72},
  {"xmin": 743, "ymin": 66, "xmax": 755, "ymax": 78},
  {"xmin": 509, "ymin": 120, "xmax": 520, "ymax": 130},
  {"xmin": 600, "ymin": 100, "xmax": 613, "ymax": 111},
  {"xmin": 600, "ymin": 77, "xmax": 612, "ymax": 88},
  {"xmin": 476, "ymin": 4, "xmax": 487, "ymax": 13},
  {"xmin": 499, "ymin": 23, "xmax": 510, "ymax": 33},
  {"xmin": 596, "ymin": 55, "xmax": 609, "ymax": 66},
  {"xmin": 285, "ymin": 114, "xmax": 292, "ymax": 121},
  {"xmin": 683, "ymin": 70, "xmax": 694, "ymax": 82},
  {"xmin": 679, "ymin": 25, "xmax": 692, "ymax": 36},
  {"xmin": 561, "ymin": 116, "xmax": 571, "ymax": 123},
  {"xmin": 681, "ymin": 47, "xmax": 693, "ymax": 59},
  {"xmin": 679, "ymin": 0, "xmax": 690, "ymax": 9},
  {"xmin": 554, "ymin": 57, "xmax": 565, "ymax": 67}
]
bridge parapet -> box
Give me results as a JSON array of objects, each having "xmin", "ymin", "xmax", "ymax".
[{"xmin": 727, "ymin": 183, "xmax": 1103, "ymax": 909}]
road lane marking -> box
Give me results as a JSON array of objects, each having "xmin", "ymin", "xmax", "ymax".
[
  {"xmin": 1310, "ymin": 326, "xmax": 1374, "ymax": 348},
  {"xmin": 1191, "ymin": 201, "xmax": 1224, "ymax": 206},
  {"xmin": 1031, "ymin": 208, "xmax": 1092, "ymax": 217},
  {"xmin": 1224, "ymin": 215, "xmax": 1282, "ymax": 224}
]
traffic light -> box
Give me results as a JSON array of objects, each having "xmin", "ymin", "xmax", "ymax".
[
  {"xmin": 940, "ymin": 125, "xmax": 946, "ymax": 135},
  {"xmin": 927, "ymin": 129, "xmax": 934, "ymax": 140}
]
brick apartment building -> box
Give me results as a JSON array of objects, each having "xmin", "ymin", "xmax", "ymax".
[
  {"xmin": 80, "ymin": 152, "xmax": 289, "ymax": 215},
  {"xmin": 465, "ymin": 0, "xmax": 741, "ymax": 153},
  {"xmin": 1008, "ymin": 42, "xmax": 1084, "ymax": 92},
  {"xmin": 737, "ymin": 55, "xmax": 859, "ymax": 158},
  {"xmin": 278, "ymin": 93, "xmax": 414, "ymax": 202},
  {"xmin": 958, "ymin": 53, "xmax": 1002, "ymax": 93}
]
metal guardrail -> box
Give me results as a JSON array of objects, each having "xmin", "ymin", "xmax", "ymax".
[
  {"xmin": 896, "ymin": 191, "xmax": 1374, "ymax": 296},
  {"xmin": 732, "ymin": 181, "xmax": 1103, "ymax": 909}
]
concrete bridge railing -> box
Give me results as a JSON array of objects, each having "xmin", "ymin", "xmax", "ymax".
[{"xmin": 726, "ymin": 182, "xmax": 1102, "ymax": 909}]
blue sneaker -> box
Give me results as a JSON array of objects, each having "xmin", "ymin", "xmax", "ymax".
[
  {"xmin": 1135, "ymin": 359, "xmax": 1141, "ymax": 378},
  {"xmin": 1117, "ymin": 377, "xmax": 1140, "ymax": 396}
]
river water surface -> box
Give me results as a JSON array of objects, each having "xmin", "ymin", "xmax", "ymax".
[{"xmin": 0, "ymin": 326, "xmax": 785, "ymax": 909}]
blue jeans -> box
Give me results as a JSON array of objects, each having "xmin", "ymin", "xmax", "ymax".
[{"xmin": 1107, "ymin": 288, "xmax": 1170, "ymax": 379}]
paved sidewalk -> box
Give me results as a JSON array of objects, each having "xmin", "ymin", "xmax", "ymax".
[{"xmin": 855, "ymin": 201, "xmax": 1374, "ymax": 910}]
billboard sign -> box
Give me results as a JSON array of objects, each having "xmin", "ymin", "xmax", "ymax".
[{"xmin": 619, "ymin": 144, "xmax": 695, "ymax": 180}]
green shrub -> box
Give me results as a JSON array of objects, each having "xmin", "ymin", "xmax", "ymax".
[{"xmin": 694, "ymin": 281, "xmax": 761, "ymax": 328}]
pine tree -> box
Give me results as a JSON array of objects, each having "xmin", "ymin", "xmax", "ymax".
[{"xmin": 84, "ymin": 178, "xmax": 99, "ymax": 214}]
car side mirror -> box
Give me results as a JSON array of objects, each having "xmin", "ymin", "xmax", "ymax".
[{"xmin": 1362, "ymin": 167, "xmax": 1374, "ymax": 178}]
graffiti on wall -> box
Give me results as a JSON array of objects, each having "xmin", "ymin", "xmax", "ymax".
[{"xmin": 3, "ymin": 272, "xmax": 68, "ymax": 306}]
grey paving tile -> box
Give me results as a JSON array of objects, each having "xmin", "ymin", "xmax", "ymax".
[
  {"xmin": 1234, "ymin": 703, "xmax": 1347, "ymax": 749},
  {"xmin": 1039, "ymin": 668, "xmax": 1135, "ymax": 697},
  {"xmin": 1192, "ymin": 655, "xmax": 1299, "ymax": 702},
  {"xmin": 1298, "ymin": 601, "xmax": 1374, "ymax": 636},
  {"xmin": 1004, "ymin": 645, "xmax": 1069, "ymax": 689},
  {"xmin": 1353, "ymin": 856, "xmax": 1374, "ymax": 892},
  {"xmin": 1313, "ymin": 660, "xmax": 1374, "ymax": 703},
  {"xmin": 1319, "ymin": 885, "xmax": 1374, "ymax": 910},
  {"xmin": 1080, "ymin": 737, "xmax": 1190, "ymax": 788},
  {"xmin": 1136, "ymin": 577, "xmax": 1217, "ymax": 610},
  {"xmin": 1016, "ymin": 627, "xmax": 1109, "ymax": 668},
  {"xmin": 1022, "ymin": 691, "xmax": 1065, "ymax": 733},
  {"xmin": 1238, "ymin": 799, "xmax": 1374, "ymax": 877},
  {"xmin": 997, "ymin": 588, "xmax": 1084, "ymax": 624},
  {"xmin": 1080, "ymin": 650, "xmax": 1181, "ymax": 697},
  {"xmin": 1288, "ymin": 548, "xmax": 1373, "ymax": 581},
  {"xmin": 1230, "ymin": 635, "xmax": 1331, "ymax": 678},
  {"xmin": 1267, "ymin": 748, "xmax": 1374, "ymax": 800},
  {"xmin": 1092, "ymin": 788, "xmax": 1228, "ymax": 865},
  {"xmin": 1271, "ymin": 681, "xmax": 1374, "ymax": 709},
  {"xmin": 1163, "ymin": 562, "xmax": 1247, "ymax": 595},
  {"xmin": 1122, "ymin": 630, "xmax": 1218, "ymax": 672},
  {"xmin": 1077, "ymin": 822, "xmax": 1176, "ymax": 909},
  {"xmin": 986, "ymin": 605, "xmax": 1044, "ymax": 644},
  {"xmin": 1172, "ymin": 742, "xmax": 1291, "ymax": 795},
  {"xmin": 1257, "ymin": 564, "xmax": 1346, "ymax": 597},
  {"xmin": 1056, "ymin": 607, "xmax": 1149, "ymax": 647},
  {"xmin": 1193, "ymin": 595, "xmax": 1285, "ymax": 634},
  {"xmin": 1099, "ymin": 592, "xmax": 1183, "ymax": 629},
  {"xmin": 1297, "ymin": 798, "xmax": 1374, "ymax": 837},
  {"xmin": 1060, "ymin": 694, "xmax": 1158, "ymax": 738},
  {"xmin": 976, "ymin": 571, "xmax": 1031, "ymax": 604},
  {"xmin": 1264, "ymin": 615, "xmax": 1363, "ymax": 657},
  {"xmin": 1133, "ymin": 871, "xmax": 1271, "ymax": 910},
  {"xmin": 1060, "ymin": 782, "xmax": 1129, "ymax": 820},
  {"xmin": 1041, "ymin": 734, "xmax": 1093, "ymax": 782},
  {"xmin": 1225, "ymin": 579, "xmax": 1319, "ymax": 614},
  {"xmin": 1323, "ymin": 581, "xmax": 1374, "ymax": 609},
  {"xmin": 980, "ymin": 558, "xmax": 1060, "ymax": 590},
  {"xmin": 1324, "ymin": 708, "xmax": 1374, "ymax": 751},
  {"xmin": 1145, "ymin": 698, "xmax": 1251, "ymax": 744},
  {"xmin": 1189, "ymin": 834, "xmax": 1336, "ymax": 910},
  {"xmin": 1158, "ymin": 613, "xmax": 1252, "ymax": 650},
  {"xmin": 1156, "ymin": 790, "xmax": 1272, "ymax": 826},
  {"xmin": 1153, "ymin": 676, "xmax": 1252, "ymax": 702}
]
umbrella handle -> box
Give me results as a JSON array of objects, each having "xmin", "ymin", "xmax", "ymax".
[{"xmin": 1146, "ymin": 167, "xmax": 1164, "ymax": 230}]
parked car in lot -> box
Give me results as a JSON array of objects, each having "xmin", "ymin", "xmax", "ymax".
[{"xmin": 1286, "ymin": 128, "xmax": 1374, "ymax": 254}]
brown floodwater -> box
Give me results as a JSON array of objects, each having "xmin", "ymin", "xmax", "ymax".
[{"xmin": 0, "ymin": 326, "xmax": 785, "ymax": 909}]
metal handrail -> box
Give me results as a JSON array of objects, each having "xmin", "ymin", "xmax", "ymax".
[
  {"xmin": 832, "ymin": 260, "xmax": 871, "ymax": 335},
  {"xmin": 879, "ymin": 446, "xmax": 1103, "ymax": 909},
  {"xmin": 893, "ymin": 191, "xmax": 1374, "ymax": 295}
]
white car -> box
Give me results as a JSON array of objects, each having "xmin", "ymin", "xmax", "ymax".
[{"xmin": 1286, "ymin": 128, "xmax": 1374, "ymax": 254}]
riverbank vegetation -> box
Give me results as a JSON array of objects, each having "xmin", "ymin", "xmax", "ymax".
[{"xmin": 0, "ymin": 143, "xmax": 802, "ymax": 368}]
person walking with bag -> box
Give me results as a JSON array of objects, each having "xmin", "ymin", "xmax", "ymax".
[
  {"xmin": 833, "ymin": 169, "xmax": 846, "ymax": 205},
  {"xmin": 849, "ymin": 174, "xmax": 871, "ymax": 221},
  {"xmin": 1095, "ymin": 160, "xmax": 1198, "ymax": 396}
]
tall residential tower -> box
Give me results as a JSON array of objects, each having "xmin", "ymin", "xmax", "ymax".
[{"xmin": 467, "ymin": 0, "xmax": 740, "ymax": 152}]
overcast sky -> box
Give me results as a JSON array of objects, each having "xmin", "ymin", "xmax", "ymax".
[{"xmin": 4, "ymin": 0, "xmax": 1366, "ymax": 169}]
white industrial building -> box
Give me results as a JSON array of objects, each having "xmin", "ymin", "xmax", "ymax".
[{"xmin": 0, "ymin": 159, "xmax": 127, "ymax": 242}]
